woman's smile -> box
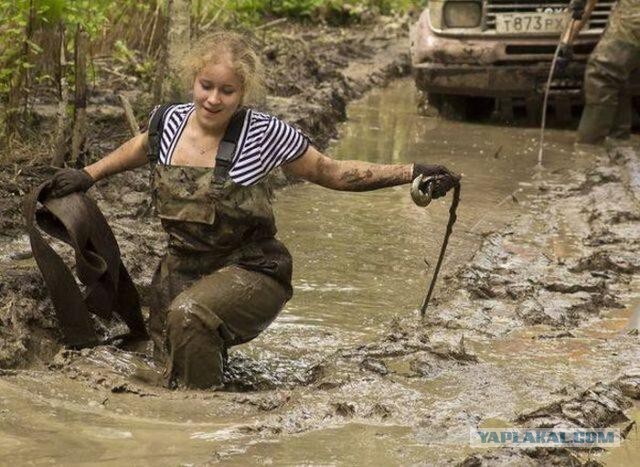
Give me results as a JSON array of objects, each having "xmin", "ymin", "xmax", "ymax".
[{"xmin": 202, "ymin": 106, "xmax": 223, "ymax": 116}]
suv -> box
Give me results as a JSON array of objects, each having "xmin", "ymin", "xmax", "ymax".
[{"xmin": 410, "ymin": 0, "xmax": 640, "ymax": 121}]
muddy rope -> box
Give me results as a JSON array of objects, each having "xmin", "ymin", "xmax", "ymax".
[{"xmin": 420, "ymin": 182, "xmax": 461, "ymax": 316}]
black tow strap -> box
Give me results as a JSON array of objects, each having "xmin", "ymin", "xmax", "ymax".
[
  {"xmin": 23, "ymin": 185, "xmax": 147, "ymax": 348},
  {"xmin": 420, "ymin": 182, "xmax": 461, "ymax": 316}
]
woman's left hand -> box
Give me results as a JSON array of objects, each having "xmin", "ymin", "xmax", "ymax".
[{"xmin": 412, "ymin": 163, "xmax": 461, "ymax": 198}]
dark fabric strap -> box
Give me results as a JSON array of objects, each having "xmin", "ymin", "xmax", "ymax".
[
  {"xmin": 23, "ymin": 184, "xmax": 147, "ymax": 348},
  {"xmin": 147, "ymin": 103, "xmax": 176, "ymax": 163},
  {"xmin": 214, "ymin": 107, "xmax": 248, "ymax": 182}
]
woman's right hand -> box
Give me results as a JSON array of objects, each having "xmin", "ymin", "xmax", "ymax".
[{"xmin": 46, "ymin": 168, "xmax": 95, "ymax": 199}]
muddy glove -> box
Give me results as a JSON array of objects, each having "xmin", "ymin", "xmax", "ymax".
[
  {"xmin": 46, "ymin": 168, "xmax": 95, "ymax": 199},
  {"xmin": 412, "ymin": 163, "xmax": 460, "ymax": 199},
  {"xmin": 554, "ymin": 43, "xmax": 573, "ymax": 77}
]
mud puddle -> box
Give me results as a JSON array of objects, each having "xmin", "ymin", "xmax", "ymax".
[{"xmin": 1, "ymin": 79, "xmax": 639, "ymax": 465}]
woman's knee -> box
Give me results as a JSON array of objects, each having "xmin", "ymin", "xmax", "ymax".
[{"xmin": 167, "ymin": 293, "xmax": 225, "ymax": 336}]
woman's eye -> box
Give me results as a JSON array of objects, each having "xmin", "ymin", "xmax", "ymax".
[
  {"xmin": 200, "ymin": 81, "xmax": 212, "ymax": 90},
  {"xmin": 222, "ymin": 87, "xmax": 236, "ymax": 95}
]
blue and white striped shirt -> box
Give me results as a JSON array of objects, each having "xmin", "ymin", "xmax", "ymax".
[{"xmin": 150, "ymin": 103, "xmax": 310, "ymax": 186}]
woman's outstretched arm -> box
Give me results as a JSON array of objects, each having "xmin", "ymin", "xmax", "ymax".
[
  {"xmin": 282, "ymin": 146, "xmax": 456, "ymax": 192},
  {"xmin": 46, "ymin": 132, "xmax": 150, "ymax": 198},
  {"xmin": 84, "ymin": 132, "xmax": 150, "ymax": 181}
]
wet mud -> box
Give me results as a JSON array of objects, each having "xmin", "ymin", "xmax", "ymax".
[{"xmin": 1, "ymin": 20, "xmax": 640, "ymax": 466}]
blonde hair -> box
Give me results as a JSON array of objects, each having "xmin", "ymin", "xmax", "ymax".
[{"xmin": 183, "ymin": 30, "xmax": 265, "ymax": 105}]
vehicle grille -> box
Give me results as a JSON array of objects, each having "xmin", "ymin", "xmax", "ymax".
[{"xmin": 484, "ymin": 0, "xmax": 616, "ymax": 31}]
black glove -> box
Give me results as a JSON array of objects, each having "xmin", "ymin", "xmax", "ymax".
[
  {"xmin": 412, "ymin": 163, "xmax": 460, "ymax": 199},
  {"xmin": 554, "ymin": 43, "xmax": 573, "ymax": 77},
  {"xmin": 46, "ymin": 168, "xmax": 95, "ymax": 199},
  {"xmin": 569, "ymin": 0, "xmax": 586, "ymax": 20}
]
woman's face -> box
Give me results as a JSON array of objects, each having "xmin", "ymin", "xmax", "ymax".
[{"xmin": 192, "ymin": 56, "xmax": 244, "ymax": 132}]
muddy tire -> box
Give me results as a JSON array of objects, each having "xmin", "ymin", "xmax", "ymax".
[{"xmin": 426, "ymin": 93, "xmax": 494, "ymax": 121}]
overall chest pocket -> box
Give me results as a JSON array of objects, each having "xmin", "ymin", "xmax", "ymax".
[{"xmin": 153, "ymin": 165, "xmax": 216, "ymax": 225}]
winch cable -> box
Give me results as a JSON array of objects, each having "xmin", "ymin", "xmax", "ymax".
[
  {"xmin": 538, "ymin": 5, "xmax": 583, "ymax": 168},
  {"xmin": 420, "ymin": 181, "xmax": 461, "ymax": 316},
  {"xmin": 537, "ymin": 45, "xmax": 563, "ymax": 169}
]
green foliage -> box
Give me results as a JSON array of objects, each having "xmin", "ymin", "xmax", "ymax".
[
  {"xmin": 1, "ymin": 0, "xmax": 32, "ymax": 95},
  {"xmin": 113, "ymin": 40, "xmax": 156, "ymax": 83},
  {"xmin": 0, "ymin": 0, "xmax": 150, "ymax": 100},
  {"xmin": 63, "ymin": 0, "xmax": 110, "ymax": 37}
]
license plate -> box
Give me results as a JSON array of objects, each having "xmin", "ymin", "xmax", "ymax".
[{"xmin": 495, "ymin": 13, "xmax": 567, "ymax": 34}]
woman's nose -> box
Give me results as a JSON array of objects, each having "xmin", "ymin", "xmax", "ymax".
[{"xmin": 207, "ymin": 89, "xmax": 222, "ymax": 105}]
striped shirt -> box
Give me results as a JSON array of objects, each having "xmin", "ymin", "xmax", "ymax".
[{"xmin": 150, "ymin": 103, "xmax": 310, "ymax": 185}]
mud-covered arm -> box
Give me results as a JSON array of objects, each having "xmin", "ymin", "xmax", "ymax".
[
  {"xmin": 565, "ymin": 0, "xmax": 598, "ymax": 43},
  {"xmin": 282, "ymin": 146, "xmax": 413, "ymax": 191},
  {"xmin": 83, "ymin": 132, "xmax": 149, "ymax": 182}
]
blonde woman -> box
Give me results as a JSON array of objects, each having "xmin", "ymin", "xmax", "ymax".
[{"xmin": 46, "ymin": 31, "xmax": 459, "ymax": 389}]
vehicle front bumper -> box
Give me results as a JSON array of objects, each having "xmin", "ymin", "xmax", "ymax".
[{"xmin": 413, "ymin": 62, "xmax": 586, "ymax": 98}]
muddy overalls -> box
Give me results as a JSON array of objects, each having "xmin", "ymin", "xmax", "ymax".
[
  {"xmin": 147, "ymin": 107, "xmax": 293, "ymax": 389},
  {"xmin": 578, "ymin": 0, "xmax": 640, "ymax": 143}
]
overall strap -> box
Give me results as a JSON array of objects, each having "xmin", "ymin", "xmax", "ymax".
[
  {"xmin": 214, "ymin": 107, "xmax": 248, "ymax": 182},
  {"xmin": 147, "ymin": 103, "xmax": 176, "ymax": 162}
]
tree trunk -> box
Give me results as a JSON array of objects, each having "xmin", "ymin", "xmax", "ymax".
[
  {"xmin": 153, "ymin": 0, "xmax": 171, "ymax": 103},
  {"xmin": 22, "ymin": 0, "xmax": 36, "ymax": 116},
  {"xmin": 166, "ymin": 0, "xmax": 191, "ymax": 101},
  {"xmin": 4, "ymin": 0, "xmax": 36, "ymax": 141},
  {"xmin": 52, "ymin": 22, "xmax": 70, "ymax": 167},
  {"xmin": 147, "ymin": 1, "xmax": 162, "ymax": 56},
  {"xmin": 71, "ymin": 26, "xmax": 89, "ymax": 166}
]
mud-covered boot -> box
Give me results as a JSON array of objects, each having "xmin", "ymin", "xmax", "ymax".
[{"xmin": 576, "ymin": 104, "xmax": 617, "ymax": 145}]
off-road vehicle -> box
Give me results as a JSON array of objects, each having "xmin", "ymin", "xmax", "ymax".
[{"xmin": 410, "ymin": 0, "xmax": 640, "ymax": 121}]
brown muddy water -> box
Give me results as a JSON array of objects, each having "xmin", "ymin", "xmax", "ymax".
[{"xmin": 1, "ymin": 79, "xmax": 639, "ymax": 465}]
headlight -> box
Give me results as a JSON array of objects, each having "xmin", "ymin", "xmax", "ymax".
[{"xmin": 443, "ymin": 1, "xmax": 482, "ymax": 28}]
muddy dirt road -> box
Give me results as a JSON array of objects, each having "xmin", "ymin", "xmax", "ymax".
[{"xmin": 1, "ymin": 78, "xmax": 639, "ymax": 465}]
